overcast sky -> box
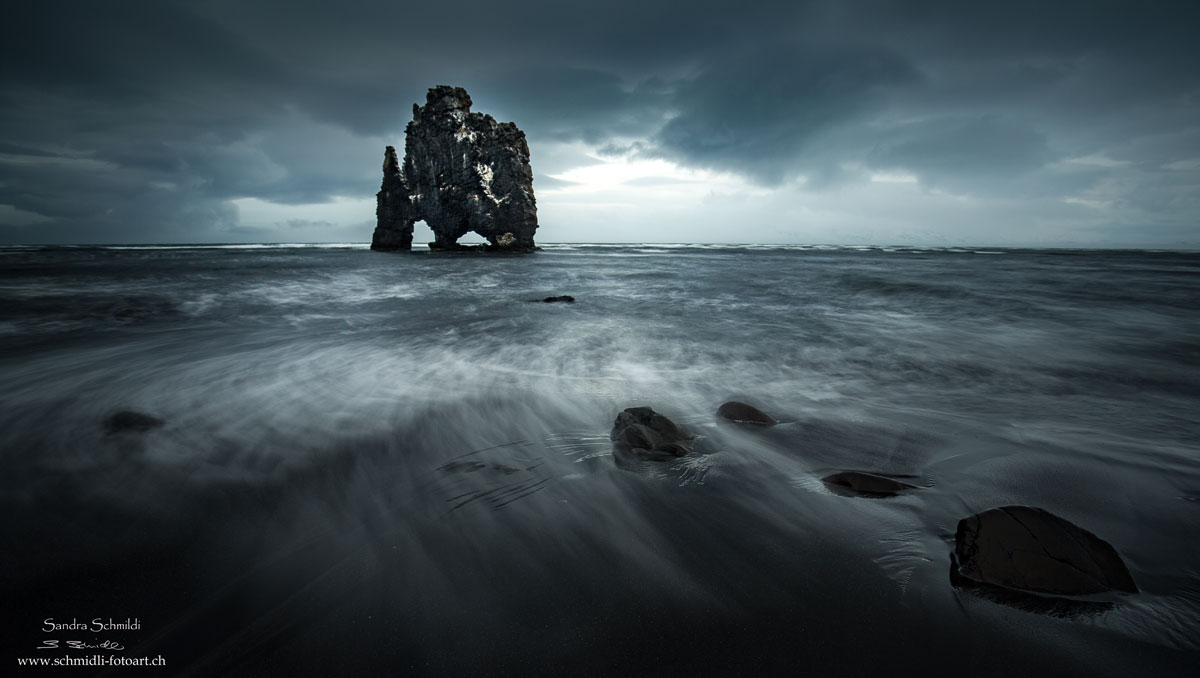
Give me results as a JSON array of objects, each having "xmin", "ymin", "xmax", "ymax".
[{"xmin": 2, "ymin": 0, "xmax": 1198, "ymax": 247}]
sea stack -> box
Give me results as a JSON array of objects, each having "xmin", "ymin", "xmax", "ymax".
[{"xmin": 371, "ymin": 86, "xmax": 539, "ymax": 252}]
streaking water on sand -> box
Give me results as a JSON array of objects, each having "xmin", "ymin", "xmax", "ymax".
[{"xmin": 1, "ymin": 244, "xmax": 1198, "ymax": 675}]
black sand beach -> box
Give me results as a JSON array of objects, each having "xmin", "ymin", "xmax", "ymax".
[{"xmin": 2, "ymin": 244, "xmax": 1199, "ymax": 675}]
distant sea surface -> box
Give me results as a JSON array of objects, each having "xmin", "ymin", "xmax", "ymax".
[{"xmin": 2, "ymin": 243, "xmax": 1198, "ymax": 676}]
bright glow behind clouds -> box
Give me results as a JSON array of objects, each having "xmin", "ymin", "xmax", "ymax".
[
  {"xmin": 533, "ymin": 147, "xmax": 778, "ymax": 242},
  {"xmin": 545, "ymin": 154, "xmax": 767, "ymax": 197},
  {"xmin": 231, "ymin": 196, "xmax": 375, "ymax": 241}
]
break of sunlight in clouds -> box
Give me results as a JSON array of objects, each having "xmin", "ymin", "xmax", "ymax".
[
  {"xmin": 544, "ymin": 153, "xmax": 769, "ymax": 199},
  {"xmin": 869, "ymin": 172, "xmax": 919, "ymax": 184},
  {"xmin": 232, "ymin": 196, "xmax": 374, "ymax": 232},
  {"xmin": 1055, "ymin": 155, "xmax": 1132, "ymax": 169},
  {"xmin": 1064, "ymin": 196, "xmax": 1113, "ymax": 209},
  {"xmin": 1163, "ymin": 159, "xmax": 1200, "ymax": 171}
]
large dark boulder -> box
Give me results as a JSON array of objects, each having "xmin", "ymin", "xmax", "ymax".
[
  {"xmin": 954, "ymin": 505, "xmax": 1138, "ymax": 595},
  {"xmin": 610, "ymin": 407, "xmax": 694, "ymax": 460},
  {"xmin": 371, "ymin": 86, "xmax": 539, "ymax": 251},
  {"xmin": 821, "ymin": 471, "xmax": 917, "ymax": 496},
  {"xmin": 715, "ymin": 401, "xmax": 777, "ymax": 426}
]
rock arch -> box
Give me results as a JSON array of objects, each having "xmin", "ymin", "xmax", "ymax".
[{"xmin": 371, "ymin": 86, "xmax": 539, "ymax": 252}]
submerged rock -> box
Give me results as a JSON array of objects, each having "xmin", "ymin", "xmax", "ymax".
[
  {"xmin": 610, "ymin": 407, "xmax": 694, "ymax": 460},
  {"xmin": 440, "ymin": 460, "xmax": 523, "ymax": 475},
  {"xmin": 103, "ymin": 410, "xmax": 164, "ymax": 435},
  {"xmin": 535, "ymin": 295, "xmax": 575, "ymax": 303},
  {"xmin": 954, "ymin": 505, "xmax": 1138, "ymax": 595},
  {"xmin": 715, "ymin": 401, "xmax": 777, "ymax": 425},
  {"xmin": 821, "ymin": 471, "xmax": 917, "ymax": 496},
  {"xmin": 371, "ymin": 86, "xmax": 538, "ymax": 252}
]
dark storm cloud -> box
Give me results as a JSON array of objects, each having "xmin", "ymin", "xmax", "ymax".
[
  {"xmin": 647, "ymin": 42, "xmax": 916, "ymax": 184},
  {"xmin": 0, "ymin": 0, "xmax": 1197, "ymax": 243},
  {"xmin": 465, "ymin": 68, "xmax": 672, "ymax": 145},
  {"xmin": 621, "ymin": 2, "xmax": 1200, "ymax": 192},
  {"xmin": 868, "ymin": 116, "xmax": 1052, "ymax": 190}
]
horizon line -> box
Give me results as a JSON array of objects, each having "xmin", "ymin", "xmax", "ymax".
[{"xmin": 3, "ymin": 241, "xmax": 1198, "ymax": 252}]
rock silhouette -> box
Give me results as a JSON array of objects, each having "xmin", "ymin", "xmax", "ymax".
[
  {"xmin": 954, "ymin": 505, "xmax": 1138, "ymax": 595},
  {"xmin": 715, "ymin": 401, "xmax": 778, "ymax": 425},
  {"xmin": 372, "ymin": 146, "xmax": 410, "ymax": 250},
  {"xmin": 610, "ymin": 407, "xmax": 694, "ymax": 460},
  {"xmin": 372, "ymin": 86, "xmax": 538, "ymax": 252},
  {"xmin": 821, "ymin": 471, "xmax": 917, "ymax": 496}
]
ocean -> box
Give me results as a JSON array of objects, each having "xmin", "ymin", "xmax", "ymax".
[{"xmin": 2, "ymin": 243, "xmax": 1198, "ymax": 675}]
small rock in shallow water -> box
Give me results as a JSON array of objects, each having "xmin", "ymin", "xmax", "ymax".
[
  {"xmin": 954, "ymin": 505, "xmax": 1138, "ymax": 595},
  {"xmin": 610, "ymin": 407, "xmax": 694, "ymax": 459},
  {"xmin": 715, "ymin": 401, "xmax": 777, "ymax": 425},
  {"xmin": 441, "ymin": 461, "xmax": 487, "ymax": 473},
  {"xmin": 103, "ymin": 410, "xmax": 164, "ymax": 434},
  {"xmin": 821, "ymin": 471, "xmax": 917, "ymax": 496}
]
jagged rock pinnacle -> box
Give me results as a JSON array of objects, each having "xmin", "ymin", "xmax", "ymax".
[{"xmin": 371, "ymin": 86, "xmax": 539, "ymax": 252}]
